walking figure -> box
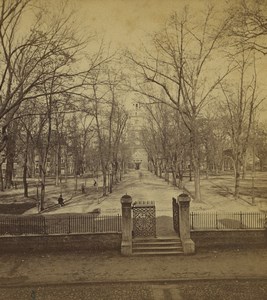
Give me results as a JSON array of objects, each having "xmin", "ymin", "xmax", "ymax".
[
  {"xmin": 81, "ymin": 183, "xmax": 85, "ymax": 193},
  {"xmin": 93, "ymin": 179, "xmax": 97, "ymax": 187},
  {"xmin": 58, "ymin": 194, "xmax": 64, "ymax": 206}
]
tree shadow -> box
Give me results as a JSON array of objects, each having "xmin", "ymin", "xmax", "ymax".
[{"xmin": 0, "ymin": 203, "xmax": 36, "ymax": 215}]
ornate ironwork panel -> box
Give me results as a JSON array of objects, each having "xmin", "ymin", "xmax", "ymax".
[
  {"xmin": 172, "ymin": 197, "xmax": 179, "ymax": 234},
  {"xmin": 132, "ymin": 201, "xmax": 156, "ymax": 237}
]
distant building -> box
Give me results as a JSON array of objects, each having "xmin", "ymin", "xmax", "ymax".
[{"xmin": 126, "ymin": 102, "xmax": 148, "ymax": 169}]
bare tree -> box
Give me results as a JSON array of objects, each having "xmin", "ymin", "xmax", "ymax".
[
  {"xmin": 0, "ymin": 0, "xmax": 111, "ymax": 210},
  {"xmin": 254, "ymin": 121, "xmax": 267, "ymax": 171},
  {"xmin": 142, "ymin": 100, "xmax": 190, "ymax": 187},
  {"xmin": 0, "ymin": 0, "xmax": 106, "ymax": 153},
  {"xmin": 220, "ymin": 45, "xmax": 260, "ymax": 198},
  {"xmin": 128, "ymin": 6, "xmax": 232, "ymax": 201},
  {"xmin": 91, "ymin": 62, "xmax": 128, "ymax": 196},
  {"xmin": 228, "ymin": 0, "xmax": 267, "ymax": 55}
]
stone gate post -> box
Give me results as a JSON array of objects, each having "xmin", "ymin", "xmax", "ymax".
[
  {"xmin": 120, "ymin": 194, "xmax": 133, "ymax": 256},
  {"xmin": 178, "ymin": 193, "xmax": 195, "ymax": 254}
]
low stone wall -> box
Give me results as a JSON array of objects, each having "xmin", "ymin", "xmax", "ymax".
[
  {"xmin": 0, "ymin": 233, "xmax": 121, "ymax": 253},
  {"xmin": 191, "ymin": 230, "xmax": 267, "ymax": 250}
]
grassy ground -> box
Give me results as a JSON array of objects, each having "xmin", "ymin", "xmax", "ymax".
[
  {"xmin": 182, "ymin": 171, "xmax": 267, "ymax": 213},
  {"xmin": 0, "ymin": 170, "xmax": 267, "ymax": 215},
  {"xmin": 0, "ymin": 176, "xmax": 99, "ymax": 214}
]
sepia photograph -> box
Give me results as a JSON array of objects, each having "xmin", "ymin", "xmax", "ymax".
[{"xmin": 0, "ymin": 0, "xmax": 267, "ymax": 299}]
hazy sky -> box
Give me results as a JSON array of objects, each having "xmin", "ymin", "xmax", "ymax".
[
  {"xmin": 74, "ymin": 0, "xmax": 213, "ymax": 47},
  {"xmin": 33, "ymin": 0, "xmax": 267, "ymax": 119}
]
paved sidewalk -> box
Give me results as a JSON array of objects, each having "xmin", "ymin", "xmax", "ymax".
[{"xmin": 0, "ymin": 248, "xmax": 266, "ymax": 287}]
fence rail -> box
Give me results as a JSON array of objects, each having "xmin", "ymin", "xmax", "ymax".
[
  {"xmin": 0, "ymin": 214, "xmax": 122, "ymax": 236},
  {"xmin": 190, "ymin": 211, "xmax": 267, "ymax": 230}
]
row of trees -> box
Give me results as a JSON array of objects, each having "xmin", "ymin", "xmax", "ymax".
[
  {"xmin": 127, "ymin": 0, "xmax": 267, "ymax": 201},
  {"xmin": 141, "ymin": 97, "xmax": 267, "ymax": 188},
  {"xmin": 1, "ymin": 0, "xmax": 267, "ymax": 209},
  {"xmin": 0, "ymin": 0, "xmax": 130, "ymax": 211}
]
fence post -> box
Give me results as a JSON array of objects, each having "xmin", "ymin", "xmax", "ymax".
[
  {"xmin": 120, "ymin": 194, "xmax": 132, "ymax": 256},
  {"xmin": 68, "ymin": 216, "xmax": 71, "ymax": 234},
  {"xmin": 43, "ymin": 217, "xmax": 47, "ymax": 235},
  {"xmin": 18, "ymin": 217, "xmax": 22, "ymax": 235},
  {"xmin": 216, "ymin": 212, "xmax": 218, "ymax": 230},
  {"xmin": 240, "ymin": 212, "xmax": 243, "ymax": 229},
  {"xmin": 177, "ymin": 193, "xmax": 195, "ymax": 254},
  {"xmin": 191, "ymin": 212, "xmax": 194, "ymax": 230},
  {"xmin": 118, "ymin": 214, "xmax": 121, "ymax": 232}
]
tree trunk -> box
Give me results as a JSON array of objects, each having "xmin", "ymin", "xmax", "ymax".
[
  {"xmin": 5, "ymin": 156, "xmax": 14, "ymax": 189},
  {"xmin": 177, "ymin": 162, "xmax": 184, "ymax": 189},
  {"xmin": 75, "ymin": 171, "xmax": 78, "ymax": 191},
  {"xmin": 153, "ymin": 162, "xmax": 157, "ymax": 175},
  {"xmin": 177, "ymin": 173, "xmax": 183, "ymax": 189},
  {"xmin": 0, "ymin": 165, "xmax": 4, "ymax": 191},
  {"xmin": 191, "ymin": 127, "xmax": 201, "ymax": 202},
  {"xmin": 205, "ymin": 168, "xmax": 209, "ymax": 179},
  {"xmin": 120, "ymin": 164, "xmax": 122, "ymax": 181},
  {"xmin": 64, "ymin": 154, "xmax": 68, "ymax": 182},
  {"xmin": 164, "ymin": 166, "xmax": 169, "ymax": 182},
  {"xmin": 172, "ymin": 170, "xmax": 177, "ymax": 186},
  {"xmin": 189, "ymin": 162, "xmax": 192, "ymax": 182},
  {"xmin": 55, "ymin": 143, "xmax": 61, "ymax": 186},
  {"xmin": 234, "ymin": 159, "xmax": 241, "ymax": 199},
  {"xmin": 5, "ymin": 137, "xmax": 15, "ymax": 189},
  {"xmin": 259, "ymin": 158, "xmax": 263, "ymax": 171},
  {"xmin": 55, "ymin": 154, "xmax": 59, "ymax": 186},
  {"xmin": 40, "ymin": 177, "xmax": 45, "ymax": 211},
  {"xmin": 23, "ymin": 132, "xmax": 30, "ymax": 197},
  {"xmin": 159, "ymin": 164, "xmax": 162, "ymax": 178},
  {"xmin": 39, "ymin": 163, "xmax": 46, "ymax": 211},
  {"xmin": 155, "ymin": 161, "xmax": 158, "ymax": 176},
  {"xmin": 102, "ymin": 170, "xmax": 107, "ymax": 196},
  {"xmin": 23, "ymin": 163, "xmax": 28, "ymax": 197},
  {"xmin": 194, "ymin": 167, "xmax": 201, "ymax": 202},
  {"xmin": 110, "ymin": 172, "xmax": 113, "ymax": 193},
  {"xmin": 242, "ymin": 155, "xmax": 247, "ymax": 179},
  {"xmin": 123, "ymin": 160, "xmax": 128, "ymax": 174}
]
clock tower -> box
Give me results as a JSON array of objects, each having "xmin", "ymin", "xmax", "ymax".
[{"xmin": 127, "ymin": 102, "xmax": 148, "ymax": 169}]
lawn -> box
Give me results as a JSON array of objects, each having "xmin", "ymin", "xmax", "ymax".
[
  {"xmin": 183, "ymin": 171, "xmax": 267, "ymax": 213},
  {"xmin": 0, "ymin": 176, "xmax": 100, "ymax": 215},
  {"xmin": 0, "ymin": 170, "xmax": 267, "ymax": 216}
]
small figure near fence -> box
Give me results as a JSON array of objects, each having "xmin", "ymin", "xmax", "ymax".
[
  {"xmin": 93, "ymin": 179, "xmax": 97, "ymax": 187},
  {"xmin": 81, "ymin": 183, "xmax": 85, "ymax": 193},
  {"xmin": 58, "ymin": 194, "xmax": 64, "ymax": 206}
]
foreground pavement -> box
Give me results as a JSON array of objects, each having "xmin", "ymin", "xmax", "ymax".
[
  {"xmin": 0, "ymin": 248, "xmax": 266, "ymax": 286},
  {"xmin": 0, "ymin": 248, "xmax": 267, "ymax": 299},
  {"xmin": 0, "ymin": 279, "xmax": 267, "ymax": 300}
]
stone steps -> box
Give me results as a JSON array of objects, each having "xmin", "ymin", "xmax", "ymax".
[{"xmin": 132, "ymin": 237, "xmax": 184, "ymax": 256}]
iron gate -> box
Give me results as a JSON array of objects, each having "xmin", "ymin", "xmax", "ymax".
[
  {"xmin": 172, "ymin": 197, "xmax": 179, "ymax": 234},
  {"xmin": 132, "ymin": 201, "xmax": 156, "ymax": 237}
]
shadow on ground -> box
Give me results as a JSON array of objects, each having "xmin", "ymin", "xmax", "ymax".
[
  {"xmin": 156, "ymin": 216, "xmax": 177, "ymax": 236},
  {"xmin": 0, "ymin": 202, "xmax": 36, "ymax": 214}
]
